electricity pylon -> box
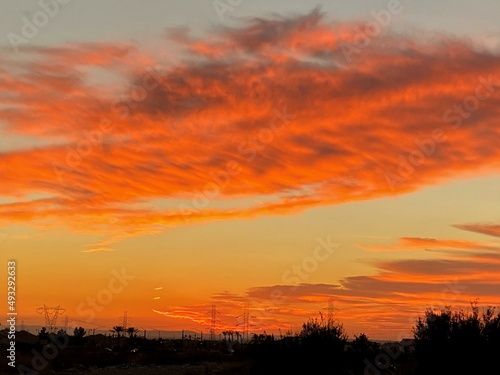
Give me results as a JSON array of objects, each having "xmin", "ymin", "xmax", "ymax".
[{"xmin": 36, "ymin": 305, "xmax": 66, "ymax": 332}]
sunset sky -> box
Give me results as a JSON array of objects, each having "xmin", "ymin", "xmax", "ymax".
[{"xmin": 1, "ymin": 0, "xmax": 499, "ymax": 340}]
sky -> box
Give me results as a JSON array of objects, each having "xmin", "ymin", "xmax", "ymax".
[{"xmin": 1, "ymin": 0, "xmax": 499, "ymax": 340}]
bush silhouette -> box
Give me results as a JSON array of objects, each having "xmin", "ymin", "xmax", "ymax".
[
  {"xmin": 348, "ymin": 333, "xmax": 380, "ymax": 374},
  {"xmin": 296, "ymin": 313, "xmax": 348, "ymax": 372},
  {"xmin": 413, "ymin": 303, "xmax": 500, "ymax": 374},
  {"xmin": 72, "ymin": 326, "xmax": 87, "ymax": 346}
]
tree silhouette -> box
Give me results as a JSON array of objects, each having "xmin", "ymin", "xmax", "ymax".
[
  {"xmin": 72, "ymin": 326, "xmax": 87, "ymax": 346},
  {"xmin": 351, "ymin": 333, "xmax": 378, "ymax": 354},
  {"xmin": 349, "ymin": 333, "xmax": 379, "ymax": 374},
  {"xmin": 250, "ymin": 333, "xmax": 274, "ymax": 345},
  {"xmin": 73, "ymin": 326, "xmax": 87, "ymax": 338},
  {"xmin": 299, "ymin": 312, "xmax": 347, "ymax": 345},
  {"xmin": 297, "ymin": 312, "xmax": 347, "ymax": 372},
  {"xmin": 38, "ymin": 327, "xmax": 48, "ymax": 341},
  {"xmin": 235, "ymin": 331, "xmax": 242, "ymax": 344},
  {"xmin": 126, "ymin": 327, "xmax": 138, "ymax": 338},
  {"xmin": 111, "ymin": 325, "xmax": 125, "ymax": 338},
  {"xmin": 413, "ymin": 303, "xmax": 500, "ymax": 374}
]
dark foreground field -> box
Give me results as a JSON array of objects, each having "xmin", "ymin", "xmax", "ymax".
[
  {"xmin": 44, "ymin": 363, "xmax": 249, "ymax": 375},
  {"xmin": 3, "ymin": 307, "xmax": 500, "ymax": 375},
  {"xmin": 1, "ymin": 330, "xmax": 414, "ymax": 375}
]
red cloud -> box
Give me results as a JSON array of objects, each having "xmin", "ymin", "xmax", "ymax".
[{"xmin": 0, "ymin": 11, "xmax": 499, "ymax": 249}]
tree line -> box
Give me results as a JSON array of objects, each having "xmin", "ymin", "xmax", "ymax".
[{"xmin": 29, "ymin": 303, "xmax": 500, "ymax": 374}]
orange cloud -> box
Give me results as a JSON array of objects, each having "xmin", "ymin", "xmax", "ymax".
[
  {"xmin": 359, "ymin": 236, "xmax": 500, "ymax": 252},
  {"xmin": 454, "ymin": 223, "xmax": 500, "ymax": 238},
  {"xmin": 1, "ymin": 11, "xmax": 499, "ymax": 249},
  {"xmin": 159, "ymin": 229, "xmax": 500, "ymax": 338},
  {"xmin": 159, "ymin": 267, "xmax": 500, "ymax": 338}
]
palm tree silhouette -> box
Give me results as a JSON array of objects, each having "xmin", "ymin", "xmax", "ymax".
[
  {"xmin": 111, "ymin": 325, "xmax": 125, "ymax": 338},
  {"xmin": 126, "ymin": 327, "xmax": 138, "ymax": 338}
]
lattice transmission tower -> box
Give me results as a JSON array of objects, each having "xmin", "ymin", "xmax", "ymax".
[
  {"xmin": 209, "ymin": 305, "xmax": 219, "ymax": 341},
  {"xmin": 322, "ymin": 298, "xmax": 339, "ymax": 324},
  {"xmin": 121, "ymin": 311, "xmax": 128, "ymax": 329},
  {"xmin": 36, "ymin": 305, "xmax": 66, "ymax": 332},
  {"xmin": 237, "ymin": 303, "xmax": 256, "ymax": 342}
]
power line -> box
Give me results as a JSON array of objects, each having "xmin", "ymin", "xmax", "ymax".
[
  {"xmin": 237, "ymin": 303, "xmax": 256, "ymax": 342},
  {"xmin": 322, "ymin": 298, "xmax": 339, "ymax": 322},
  {"xmin": 36, "ymin": 305, "xmax": 65, "ymax": 332},
  {"xmin": 209, "ymin": 305, "xmax": 219, "ymax": 340},
  {"xmin": 121, "ymin": 311, "xmax": 128, "ymax": 329}
]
